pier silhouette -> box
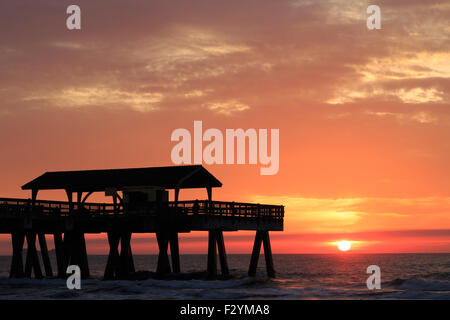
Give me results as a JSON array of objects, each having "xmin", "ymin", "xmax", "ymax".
[{"xmin": 0, "ymin": 165, "xmax": 284, "ymax": 280}]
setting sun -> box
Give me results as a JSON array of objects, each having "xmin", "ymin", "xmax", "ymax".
[{"xmin": 336, "ymin": 241, "xmax": 351, "ymax": 252}]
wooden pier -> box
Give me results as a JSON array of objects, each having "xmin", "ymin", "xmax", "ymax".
[{"xmin": 0, "ymin": 165, "xmax": 284, "ymax": 280}]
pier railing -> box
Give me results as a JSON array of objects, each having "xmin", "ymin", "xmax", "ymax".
[
  {"xmin": 0, "ymin": 198, "xmax": 119, "ymax": 216},
  {"xmin": 170, "ymin": 200, "xmax": 284, "ymax": 221},
  {"xmin": 0, "ymin": 197, "xmax": 283, "ymax": 221}
]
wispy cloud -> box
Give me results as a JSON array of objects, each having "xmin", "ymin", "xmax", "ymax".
[
  {"xmin": 204, "ymin": 100, "xmax": 250, "ymax": 115},
  {"xmin": 23, "ymin": 87, "xmax": 164, "ymax": 112}
]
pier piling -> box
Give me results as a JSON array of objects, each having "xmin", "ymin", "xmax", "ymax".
[
  {"xmin": 248, "ymin": 230, "xmax": 275, "ymax": 278},
  {"xmin": 24, "ymin": 232, "xmax": 42, "ymax": 279},
  {"xmin": 119, "ymin": 231, "xmax": 135, "ymax": 277},
  {"xmin": 207, "ymin": 230, "xmax": 218, "ymax": 279},
  {"xmin": 207, "ymin": 230, "xmax": 229, "ymax": 279},
  {"xmin": 156, "ymin": 231, "xmax": 172, "ymax": 275},
  {"xmin": 53, "ymin": 233, "xmax": 65, "ymax": 278},
  {"xmin": 38, "ymin": 233, "xmax": 53, "ymax": 277},
  {"xmin": 9, "ymin": 232, "xmax": 25, "ymax": 278},
  {"xmin": 169, "ymin": 232, "xmax": 180, "ymax": 273},
  {"xmin": 216, "ymin": 230, "xmax": 229, "ymax": 276},
  {"xmin": 104, "ymin": 232, "xmax": 121, "ymax": 279}
]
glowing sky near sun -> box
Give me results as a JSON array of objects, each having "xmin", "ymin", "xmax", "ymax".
[{"xmin": 0, "ymin": 0, "xmax": 449, "ymax": 254}]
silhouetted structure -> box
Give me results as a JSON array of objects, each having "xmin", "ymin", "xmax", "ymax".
[{"xmin": 0, "ymin": 165, "xmax": 284, "ymax": 280}]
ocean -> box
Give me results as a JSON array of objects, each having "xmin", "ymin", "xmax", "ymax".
[{"xmin": 1, "ymin": 254, "xmax": 450, "ymax": 299}]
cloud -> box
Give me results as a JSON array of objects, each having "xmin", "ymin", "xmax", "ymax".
[
  {"xmin": 327, "ymin": 51, "xmax": 450, "ymax": 105},
  {"xmin": 184, "ymin": 90, "xmax": 212, "ymax": 98},
  {"xmin": 49, "ymin": 41, "xmax": 86, "ymax": 50},
  {"xmin": 396, "ymin": 88, "xmax": 443, "ymax": 104},
  {"xmin": 365, "ymin": 110, "xmax": 438, "ymax": 124},
  {"xmin": 22, "ymin": 87, "xmax": 164, "ymax": 112},
  {"xmin": 142, "ymin": 27, "xmax": 251, "ymax": 73},
  {"xmin": 1, "ymin": 0, "xmax": 448, "ymax": 115},
  {"xmin": 357, "ymin": 53, "xmax": 450, "ymax": 81},
  {"xmin": 248, "ymin": 195, "xmax": 450, "ymax": 233},
  {"xmin": 204, "ymin": 100, "xmax": 250, "ymax": 115}
]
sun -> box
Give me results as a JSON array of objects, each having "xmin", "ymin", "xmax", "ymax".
[{"xmin": 336, "ymin": 241, "xmax": 351, "ymax": 252}]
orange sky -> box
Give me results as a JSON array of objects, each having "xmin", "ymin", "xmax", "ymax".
[{"xmin": 0, "ymin": 0, "xmax": 449, "ymax": 255}]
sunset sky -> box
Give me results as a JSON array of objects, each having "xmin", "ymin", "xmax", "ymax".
[{"xmin": 0, "ymin": 0, "xmax": 449, "ymax": 255}]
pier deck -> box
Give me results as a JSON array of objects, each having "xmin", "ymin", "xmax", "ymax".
[{"xmin": 0, "ymin": 198, "xmax": 283, "ymax": 233}]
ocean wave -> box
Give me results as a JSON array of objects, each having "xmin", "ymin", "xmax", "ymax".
[
  {"xmin": 385, "ymin": 278, "xmax": 450, "ymax": 292},
  {"xmin": 117, "ymin": 277, "xmax": 261, "ymax": 289},
  {"xmin": 420, "ymin": 271, "xmax": 450, "ymax": 281},
  {"xmin": 2, "ymin": 254, "xmax": 450, "ymax": 299}
]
